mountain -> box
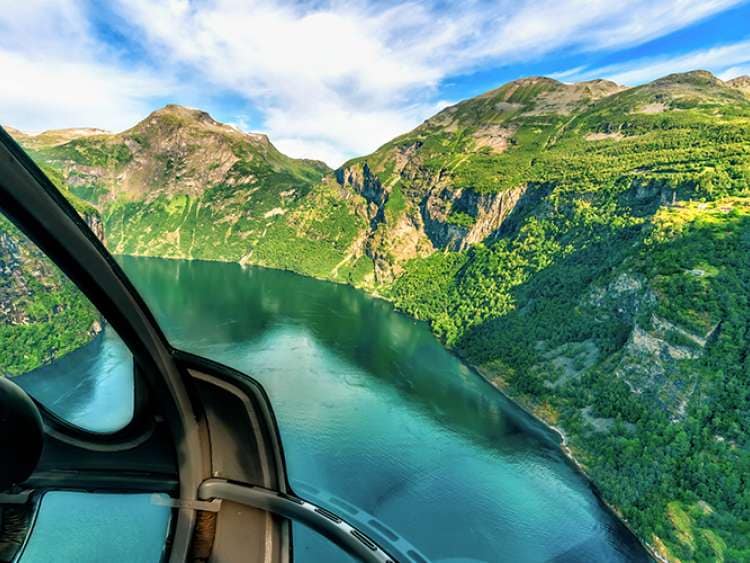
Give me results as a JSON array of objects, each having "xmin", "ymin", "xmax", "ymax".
[
  {"xmin": 3, "ymin": 127, "xmax": 111, "ymax": 150},
  {"xmin": 8, "ymin": 70, "xmax": 750, "ymax": 561},
  {"xmin": 727, "ymin": 75, "xmax": 750, "ymax": 96},
  {"xmin": 385, "ymin": 70, "xmax": 750, "ymax": 562},
  {"xmin": 333, "ymin": 76, "xmax": 629, "ymax": 281},
  {"xmin": 19, "ymin": 105, "xmax": 357, "ymax": 276},
  {"xmin": 0, "ymin": 136, "xmax": 106, "ymax": 375}
]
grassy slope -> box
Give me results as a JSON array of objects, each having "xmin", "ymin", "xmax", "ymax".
[{"xmin": 22, "ymin": 106, "xmax": 370, "ymax": 282}]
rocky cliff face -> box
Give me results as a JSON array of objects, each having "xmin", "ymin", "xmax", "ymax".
[
  {"xmin": 420, "ymin": 184, "xmax": 527, "ymax": 250},
  {"xmin": 583, "ymin": 271, "xmax": 711, "ymax": 420},
  {"xmin": 82, "ymin": 210, "xmax": 105, "ymax": 243},
  {"xmin": 334, "ymin": 160, "xmax": 531, "ymax": 281},
  {"xmin": 0, "ymin": 224, "xmax": 28, "ymax": 325},
  {"xmin": 336, "ymin": 163, "xmax": 386, "ymax": 208}
]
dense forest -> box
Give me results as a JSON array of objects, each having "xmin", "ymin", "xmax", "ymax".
[
  {"xmin": 6, "ymin": 69, "xmax": 750, "ymax": 561},
  {"xmin": 0, "ymin": 214, "xmax": 100, "ymax": 375}
]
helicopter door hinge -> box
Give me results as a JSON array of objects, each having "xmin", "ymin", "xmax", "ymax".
[
  {"xmin": 150, "ymin": 493, "xmax": 222, "ymax": 512},
  {"xmin": 0, "ymin": 490, "xmax": 33, "ymax": 504}
]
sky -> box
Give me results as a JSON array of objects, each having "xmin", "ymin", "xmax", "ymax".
[{"xmin": 2, "ymin": 1, "xmax": 750, "ymax": 167}]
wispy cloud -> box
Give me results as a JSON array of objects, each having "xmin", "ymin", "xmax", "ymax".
[
  {"xmin": 0, "ymin": 0, "xmax": 173, "ymax": 133},
  {"xmin": 0, "ymin": 0, "xmax": 744, "ymax": 165},
  {"xmin": 553, "ymin": 38, "xmax": 750, "ymax": 85},
  {"xmin": 719, "ymin": 65, "xmax": 750, "ymax": 81}
]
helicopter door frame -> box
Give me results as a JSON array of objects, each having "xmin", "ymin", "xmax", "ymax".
[
  {"xmin": 0, "ymin": 128, "xmax": 397, "ymax": 563},
  {"xmin": 0, "ymin": 127, "xmax": 204, "ymax": 561}
]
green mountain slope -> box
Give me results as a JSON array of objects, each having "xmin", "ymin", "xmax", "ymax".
[
  {"xmin": 19, "ymin": 105, "xmax": 366, "ymax": 278},
  {"xmin": 0, "ymin": 139, "xmax": 105, "ymax": 377},
  {"xmin": 385, "ymin": 71, "xmax": 750, "ymax": 562},
  {"xmin": 9, "ymin": 70, "xmax": 750, "ymax": 561},
  {"xmin": 0, "ymin": 213, "xmax": 101, "ymax": 376}
]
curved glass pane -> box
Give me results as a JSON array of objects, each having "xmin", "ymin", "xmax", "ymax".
[
  {"xmin": 0, "ymin": 214, "xmax": 134, "ymax": 433},
  {"xmin": 13, "ymin": 324, "xmax": 133, "ymax": 433},
  {"xmin": 18, "ymin": 492, "xmax": 171, "ymax": 563},
  {"xmin": 119, "ymin": 256, "xmax": 649, "ymax": 562}
]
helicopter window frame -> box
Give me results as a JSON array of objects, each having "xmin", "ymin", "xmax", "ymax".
[{"xmin": 0, "ymin": 203, "xmax": 155, "ymax": 445}]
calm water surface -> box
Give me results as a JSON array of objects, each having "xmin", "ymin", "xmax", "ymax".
[{"xmin": 27, "ymin": 256, "xmax": 652, "ymax": 562}]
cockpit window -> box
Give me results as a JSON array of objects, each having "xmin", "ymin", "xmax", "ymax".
[{"xmin": 0, "ymin": 213, "xmax": 134, "ymax": 433}]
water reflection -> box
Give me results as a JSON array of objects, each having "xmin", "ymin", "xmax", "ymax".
[
  {"xmin": 118, "ymin": 256, "xmax": 649, "ymax": 563},
  {"xmin": 14, "ymin": 324, "xmax": 133, "ymax": 433},
  {"xmin": 121, "ymin": 258, "xmax": 546, "ymax": 450}
]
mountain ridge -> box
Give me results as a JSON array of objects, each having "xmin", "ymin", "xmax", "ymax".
[{"xmin": 727, "ymin": 74, "xmax": 750, "ymax": 96}]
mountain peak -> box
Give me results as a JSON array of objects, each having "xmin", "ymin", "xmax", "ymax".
[
  {"xmin": 652, "ymin": 69, "xmax": 722, "ymax": 87},
  {"xmin": 3, "ymin": 125, "xmax": 27, "ymax": 138},
  {"xmin": 633, "ymin": 69, "xmax": 747, "ymax": 106},
  {"xmin": 145, "ymin": 104, "xmax": 220, "ymax": 127},
  {"xmin": 477, "ymin": 76, "xmax": 562, "ymax": 100},
  {"xmin": 20, "ymin": 103, "xmax": 328, "ymax": 204},
  {"xmin": 508, "ymin": 76, "xmax": 563, "ymax": 87},
  {"xmin": 574, "ymin": 79, "xmax": 628, "ymax": 98},
  {"xmin": 136, "ymin": 104, "xmax": 271, "ymax": 144},
  {"xmin": 727, "ymin": 75, "xmax": 750, "ymax": 95}
]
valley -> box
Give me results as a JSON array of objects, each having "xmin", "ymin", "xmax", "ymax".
[{"xmin": 5, "ymin": 69, "xmax": 750, "ymax": 562}]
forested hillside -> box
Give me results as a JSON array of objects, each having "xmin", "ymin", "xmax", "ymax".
[
  {"xmin": 8, "ymin": 69, "xmax": 750, "ymax": 561},
  {"xmin": 15, "ymin": 105, "xmax": 372, "ymax": 279},
  {"xmin": 0, "ymin": 190, "xmax": 102, "ymax": 375},
  {"xmin": 386, "ymin": 71, "xmax": 750, "ymax": 562}
]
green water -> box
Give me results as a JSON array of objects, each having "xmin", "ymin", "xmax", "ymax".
[
  {"xmin": 120, "ymin": 256, "xmax": 650, "ymax": 562},
  {"xmin": 20, "ymin": 255, "xmax": 651, "ymax": 561}
]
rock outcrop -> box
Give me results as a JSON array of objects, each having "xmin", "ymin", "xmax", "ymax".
[
  {"xmin": 727, "ymin": 75, "xmax": 750, "ymax": 96},
  {"xmin": 421, "ymin": 184, "xmax": 527, "ymax": 250}
]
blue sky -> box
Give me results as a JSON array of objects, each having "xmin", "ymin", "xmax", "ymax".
[{"xmin": 2, "ymin": 1, "xmax": 749, "ymax": 166}]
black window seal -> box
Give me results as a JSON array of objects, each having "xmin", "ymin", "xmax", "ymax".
[
  {"xmin": 0, "ymin": 126, "xmax": 178, "ymax": 445},
  {"xmin": 0, "ymin": 125, "xmax": 206, "ymax": 563}
]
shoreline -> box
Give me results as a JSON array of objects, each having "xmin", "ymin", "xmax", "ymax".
[{"xmin": 470, "ymin": 363, "xmax": 668, "ymax": 563}]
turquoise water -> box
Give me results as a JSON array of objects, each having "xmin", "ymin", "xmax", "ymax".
[
  {"xmin": 120, "ymin": 257, "xmax": 650, "ymax": 562},
  {"xmin": 15, "ymin": 324, "xmax": 133, "ymax": 433},
  {"xmin": 19, "ymin": 256, "xmax": 651, "ymax": 562},
  {"xmin": 18, "ymin": 492, "xmax": 171, "ymax": 562}
]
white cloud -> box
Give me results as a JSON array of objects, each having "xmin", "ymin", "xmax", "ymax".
[
  {"xmin": 0, "ymin": 50, "xmax": 172, "ymax": 133},
  {"xmin": 266, "ymin": 98, "xmax": 453, "ymax": 165},
  {"xmin": 719, "ymin": 65, "xmax": 750, "ymax": 80},
  {"xmin": 0, "ymin": 0, "xmax": 173, "ymax": 134},
  {"xmin": 0, "ymin": 0, "xmax": 744, "ymax": 165},
  {"xmin": 554, "ymin": 38, "xmax": 750, "ymax": 85},
  {"xmin": 108, "ymin": 0, "xmax": 742, "ymax": 165}
]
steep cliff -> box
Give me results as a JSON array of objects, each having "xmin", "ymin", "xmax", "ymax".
[{"xmin": 329, "ymin": 76, "xmax": 627, "ymax": 282}]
